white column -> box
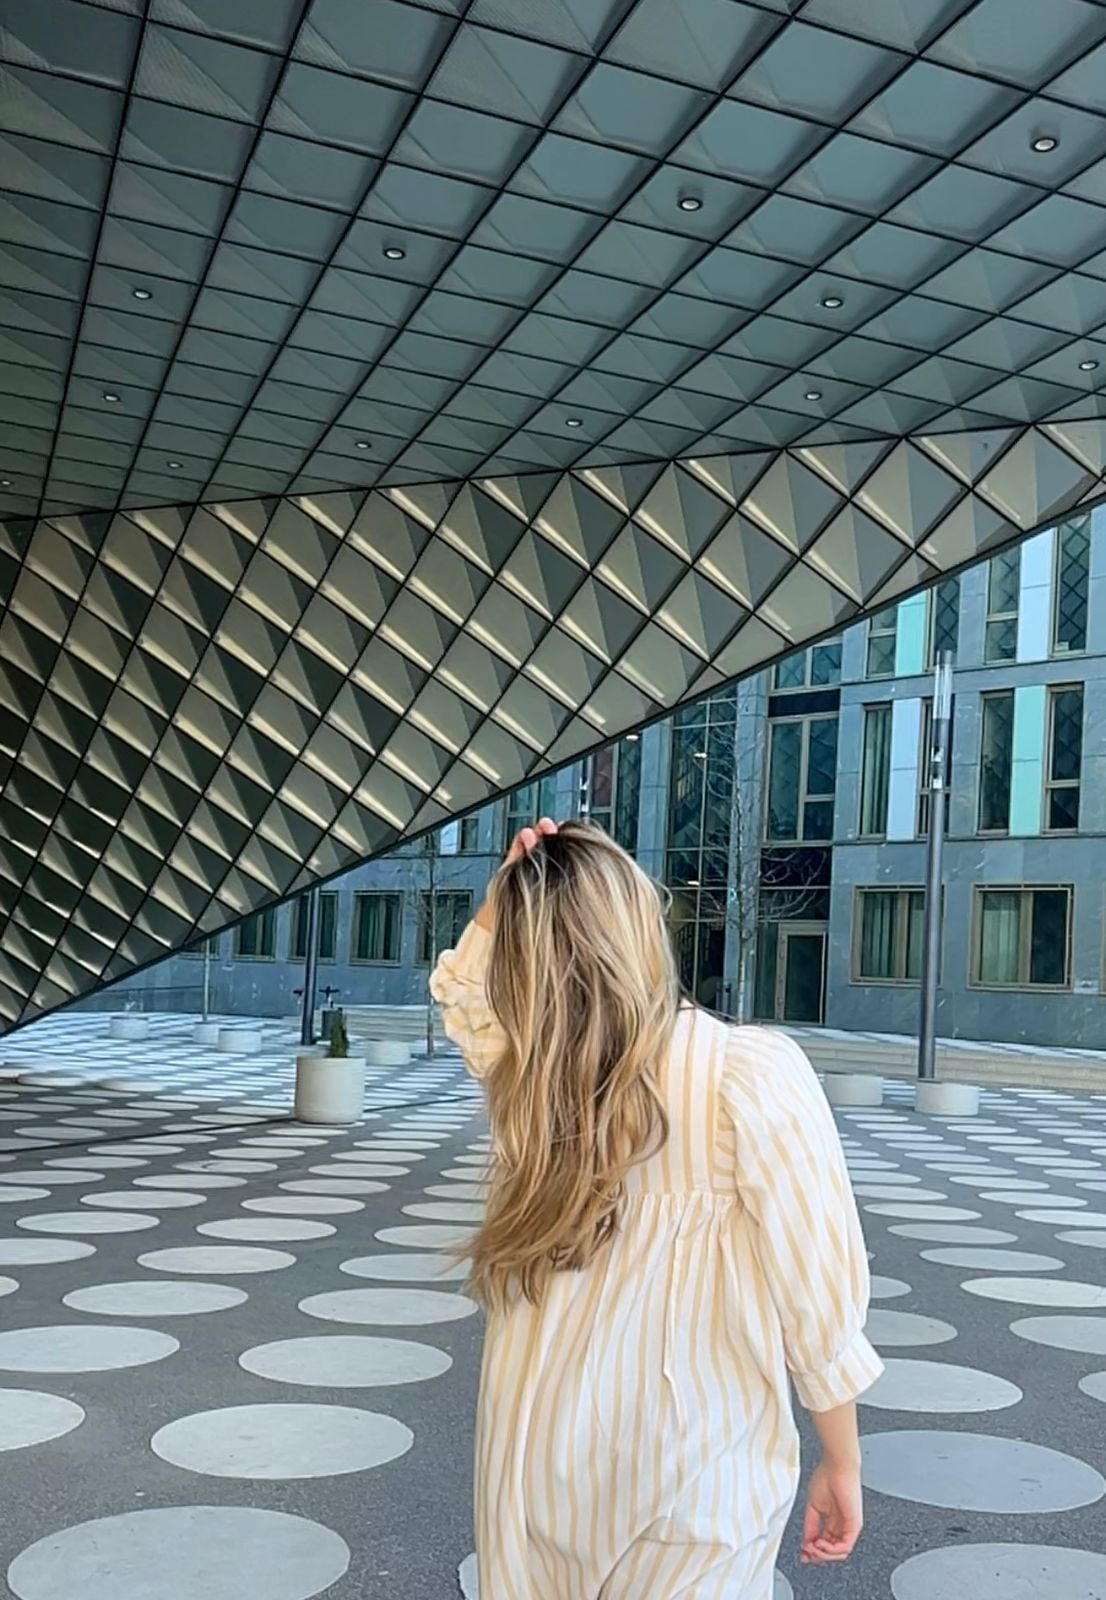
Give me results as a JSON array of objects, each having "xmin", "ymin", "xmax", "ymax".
[
  {"xmin": 887, "ymin": 698, "xmax": 922, "ymax": 841},
  {"xmin": 1017, "ymin": 528, "xmax": 1054, "ymax": 663}
]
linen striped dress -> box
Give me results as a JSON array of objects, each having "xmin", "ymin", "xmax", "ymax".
[{"xmin": 431, "ymin": 923, "xmax": 882, "ymax": 1600}]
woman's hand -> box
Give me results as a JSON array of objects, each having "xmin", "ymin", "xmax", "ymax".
[
  {"xmin": 504, "ymin": 816, "xmax": 558, "ymax": 865},
  {"xmin": 800, "ymin": 1457, "xmax": 863, "ymax": 1565},
  {"xmin": 475, "ymin": 818, "xmax": 558, "ymax": 930}
]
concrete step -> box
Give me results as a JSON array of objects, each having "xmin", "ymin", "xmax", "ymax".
[{"xmin": 792, "ymin": 1033, "xmax": 1106, "ymax": 1095}]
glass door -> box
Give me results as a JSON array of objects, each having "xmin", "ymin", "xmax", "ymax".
[{"xmin": 776, "ymin": 924, "xmax": 827, "ymax": 1024}]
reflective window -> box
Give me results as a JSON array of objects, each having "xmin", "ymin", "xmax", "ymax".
[
  {"xmin": 417, "ymin": 890, "xmax": 472, "ymax": 965},
  {"xmin": 917, "ymin": 695, "xmax": 954, "ymax": 837},
  {"xmin": 1045, "ymin": 685, "xmax": 1084, "ymax": 833},
  {"xmin": 985, "ymin": 549, "xmax": 1020, "ymax": 663},
  {"xmin": 235, "ymin": 908, "xmax": 275, "ymax": 960},
  {"xmin": 665, "ymin": 693, "xmax": 737, "ymax": 1004},
  {"xmin": 773, "ymin": 638, "xmax": 841, "ymax": 690},
  {"xmin": 290, "ymin": 891, "xmax": 338, "ymax": 962},
  {"xmin": 859, "ymin": 704, "xmax": 892, "ymax": 837},
  {"xmin": 504, "ymin": 777, "xmax": 560, "ymax": 847},
  {"xmin": 352, "ymin": 892, "xmax": 403, "ymax": 963},
  {"xmin": 767, "ymin": 715, "xmax": 838, "ymax": 843},
  {"xmin": 974, "ymin": 887, "xmax": 1071, "ymax": 989},
  {"xmin": 855, "ymin": 888, "xmax": 925, "ymax": 983},
  {"xmin": 929, "ymin": 576, "xmax": 960, "ymax": 665},
  {"xmin": 978, "ymin": 690, "xmax": 1014, "ymax": 833},
  {"xmin": 1053, "ymin": 516, "xmax": 1090, "ymax": 655},
  {"xmin": 866, "ymin": 607, "xmax": 897, "ymax": 678}
]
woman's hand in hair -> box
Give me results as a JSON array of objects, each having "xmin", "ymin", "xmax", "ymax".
[
  {"xmin": 505, "ymin": 816, "xmax": 558, "ymax": 865},
  {"xmin": 475, "ymin": 818, "xmax": 558, "ymax": 930}
]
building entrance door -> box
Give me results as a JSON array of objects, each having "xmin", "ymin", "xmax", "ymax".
[{"xmin": 775, "ymin": 924, "xmax": 827, "ymax": 1024}]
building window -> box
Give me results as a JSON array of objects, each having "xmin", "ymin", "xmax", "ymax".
[
  {"xmin": 352, "ymin": 892, "xmax": 402, "ymax": 963},
  {"xmin": 235, "ymin": 909, "xmax": 276, "ymax": 960},
  {"xmin": 973, "ymin": 887, "xmax": 1072, "ymax": 990},
  {"xmin": 459, "ymin": 816, "xmax": 481, "ymax": 853},
  {"xmin": 928, "ymin": 576, "xmax": 960, "ymax": 665},
  {"xmin": 773, "ymin": 638, "xmax": 842, "ymax": 691},
  {"xmin": 182, "ymin": 934, "xmax": 220, "ymax": 959},
  {"xmin": 1045, "ymin": 685, "xmax": 1084, "ymax": 833},
  {"xmin": 985, "ymin": 549, "xmax": 1020, "ymax": 663},
  {"xmin": 978, "ymin": 690, "xmax": 1014, "ymax": 833},
  {"xmin": 855, "ymin": 888, "xmax": 925, "ymax": 984},
  {"xmin": 417, "ymin": 890, "xmax": 473, "ymax": 965},
  {"xmin": 585, "ymin": 738, "xmax": 643, "ymax": 851},
  {"xmin": 665, "ymin": 693, "xmax": 738, "ymax": 1003},
  {"xmin": 917, "ymin": 695, "xmax": 955, "ymax": 837},
  {"xmin": 504, "ymin": 777, "xmax": 559, "ymax": 848},
  {"xmin": 290, "ymin": 892, "xmax": 338, "ymax": 962},
  {"xmin": 766, "ymin": 714, "xmax": 838, "ymax": 843},
  {"xmin": 1053, "ymin": 515, "xmax": 1090, "ymax": 655},
  {"xmin": 866, "ymin": 607, "xmax": 897, "ymax": 678},
  {"xmin": 859, "ymin": 704, "xmax": 892, "ymax": 837}
]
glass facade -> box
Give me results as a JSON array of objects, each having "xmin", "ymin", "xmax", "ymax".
[
  {"xmin": 235, "ymin": 909, "xmax": 275, "ymax": 960},
  {"xmin": 352, "ymin": 893, "xmax": 403, "ymax": 963},
  {"xmin": 290, "ymin": 892, "xmax": 338, "ymax": 963},
  {"xmin": 665, "ymin": 693, "xmax": 737, "ymax": 1005},
  {"xmin": 859, "ymin": 704, "xmax": 891, "ymax": 837},
  {"xmin": 1054, "ymin": 517, "xmax": 1090, "ymax": 655},
  {"xmin": 766, "ymin": 715, "xmax": 838, "ymax": 843},
  {"xmin": 985, "ymin": 550, "xmax": 1020, "ymax": 663},
  {"xmin": 1046, "ymin": 686, "xmax": 1084, "ymax": 833},
  {"xmin": 979, "ymin": 691, "xmax": 1014, "ymax": 833},
  {"xmin": 417, "ymin": 891, "xmax": 473, "ymax": 965}
]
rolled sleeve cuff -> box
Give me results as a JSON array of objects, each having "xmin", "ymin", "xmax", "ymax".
[{"xmin": 792, "ymin": 1330, "xmax": 884, "ymax": 1413}]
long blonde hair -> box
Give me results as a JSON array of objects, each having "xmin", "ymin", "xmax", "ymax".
[{"xmin": 469, "ymin": 821, "xmax": 679, "ymax": 1312}]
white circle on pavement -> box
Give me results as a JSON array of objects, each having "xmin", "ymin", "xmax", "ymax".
[
  {"xmin": 948, "ymin": 1175, "xmax": 1046, "ymax": 1190},
  {"xmin": 1011, "ymin": 1316, "xmax": 1106, "ymax": 1355},
  {"xmin": 425, "ymin": 1183, "xmax": 486, "ymax": 1202},
  {"xmin": 865, "ymin": 1310, "xmax": 957, "ymax": 1347},
  {"xmin": 178, "ymin": 1160, "xmax": 277, "ymax": 1175},
  {"xmin": 862, "ymin": 1358, "xmax": 1020, "ymax": 1413},
  {"xmin": 920, "ymin": 1248, "xmax": 1064, "ymax": 1272},
  {"xmin": 870, "ymin": 1276, "xmax": 911, "ymax": 1299},
  {"xmin": 864, "ymin": 1203, "xmax": 981, "ymax": 1222},
  {"xmin": 0, "ymin": 1325, "xmax": 178, "ymax": 1373},
  {"xmin": 0, "ymin": 1275, "xmax": 16, "ymax": 1297},
  {"xmin": 243, "ymin": 1196, "xmax": 364, "ymax": 1216},
  {"xmin": 18, "ymin": 1212, "xmax": 161, "ymax": 1234},
  {"xmin": 1079, "ymin": 1372, "xmax": 1106, "ymax": 1403},
  {"xmin": 152, "ymin": 1403, "xmax": 412, "ymax": 1480},
  {"xmin": 332, "ymin": 1149, "xmax": 424, "ymax": 1164},
  {"xmin": 309, "ymin": 1163, "xmax": 408, "ymax": 1179},
  {"xmin": 401, "ymin": 1201, "xmax": 485, "ymax": 1223},
  {"xmin": 1018, "ymin": 1209, "xmax": 1106, "ymax": 1227},
  {"xmin": 135, "ymin": 1175, "xmax": 247, "ymax": 1191},
  {"xmin": 279, "ymin": 1179, "xmax": 388, "ymax": 1197},
  {"xmin": 6, "ymin": 1505, "xmax": 350, "ymax": 1600},
  {"xmin": 375, "ymin": 1223, "xmax": 473, "ymax": 1251},
  {"xmin": 0, "ymin": 1187, "xmax": 50, "ymax": 1203},
  {"xmin": 0, "ymin": 1170, "xmax": 104, "ymax": 1185},
  {"xmin": 0, "ymin": 1239, "xmax": 96, "ymax": 1266},
  {"xmin": 48, "ymin": 1156, "xmax": 147, "ymax": 1170},
  {"xmin": 1056, "ymin": 1230, "xmax": 1106, "ymax": 1248},
  {"xmin": 963, "ymin": 1276, "xmax": 1106, "ymax": 1308},
  {"xmin": 63, "ymin": 1282, "xmax": 247, "ymax": 1317},
  {"xmin": 862, "ymin": 1431, "xmax": 1104, "ymax": 1512},
  {"xmin": 240, "ymin": 1335, "xmax": 452, "ymax": 1387},
  {"xmin": 0, "ymin": 1389, "xmax": 85, "ymax": 1451},
  {"xmin": 198, "ymin": 1219, "xmax": 336, "ymax": 1243},
  {"xmin": 83, "ymin": 1191, "xmax": 205, "ymax": 1210},
  {"xmin": 138, "ymin": 1247, "xmax": 296, "ymax": 1276},
  {"xmin": 891, "ymin": 1542, "xmax": 1106, "ymax": 1599},
  {"xmin": 299, "ymin": 1287, "xmax": 478, "ymax": 1326},
  {"xmin": 889, "ymin": 1224, "xmax": 1017, "ymax": 1244},
  {"xmin": 339, "ymin": 1253, "xmax": 469, "ymax": 1283},
  {"xmin": 853, "ymin": 1186, "xmax": 948, "ymax": 1201}
]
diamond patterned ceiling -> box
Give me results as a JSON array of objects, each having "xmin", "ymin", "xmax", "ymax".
[{"xmin": 4, "ymin": 0, "xmax": 1106, "ymax": 1028}]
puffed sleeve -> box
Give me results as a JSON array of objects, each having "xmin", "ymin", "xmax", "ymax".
[
  {"xmin": 722, "ymin": 1027, "xmax": 883, "ymax": 1412},
  {"xmin": 429, "ymin": 920, "xmax": 505, "ymax": 1079}
]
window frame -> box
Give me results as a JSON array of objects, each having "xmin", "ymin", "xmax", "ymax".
[
  {"xmin": 764, "ymin": 711, "xmax": 839, "ymax": 845},
  {"xmin": 1044, "ymin": 683, "xmax": 1084, "ymax": 835},
  {"xmin": 289, "ymin": 890, "xmax": 339, "ymax": 963},
  {"xmin": 866, "ymin": 607, "xmax": 897, "ymax": 679},
  {"xmin": 234, "ymin": 908, "xmax": 277, "ymax": 962},
  {"xmin": 970, "ymin": 885, "xmax": 1073, "ymax": 992},
  {"xmin": 977, "ymin": 688, "xmax": 1015, "ymax": 836},
  {"xmin": 984, "ymin": 549, "xmax": 1020, "ymax": 665},
  {"xmin": 773, "ymin": 638, "xmax": 842, "ymax": 692},
  {"xmin": 858, "ymin": 702, "xmax": 892, "ymax": 839},
  {"xmin": 1051, "ymin": 515, "xmax": 1090, "ymax": 657},
  {"xmin": 350, "ymin": 890, "xmax": 404, "ymax": 966},
  {"xmin": 927, "ymin": 576, "xmax": 960, "ymax": 669},
  {"xmin": 852, "ymin": 885, "xmax": 928, "ymax": 986},
  {"xmin": 415, "ymin": 889, "xmax": 474, "ymax": 966}
]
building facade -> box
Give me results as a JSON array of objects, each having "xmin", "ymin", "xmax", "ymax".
[{"xmin": 108, "ymin": 510, "xmax": 1106, "ymax": 1052}]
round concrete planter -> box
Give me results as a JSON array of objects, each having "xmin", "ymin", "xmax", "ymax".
[
  {"xmin": 217, "ymin": 1027, "xmax": 262, "ymax": 1055},
  {"xmin": 824, "ymin": 1073, "xmax": 884, "ymax": 1108},
  {"xmin": 294, "ymin": 1054, "xmax": 367, "ymax": 1125},
  {"xmin": 192, "ymin": 1022, "xmax": 221, "ymax": 1046},
  {"xmin": 915, "ymin": 1080, "xmax": 980, "ymax": 1117},
  {"xmin": 364, "ymin": 1039, "xmax": 411, "ymax": 1068},
  {"xmin": 109, "ymin": 1015, "xmax": 149, "ymax": 1042}
]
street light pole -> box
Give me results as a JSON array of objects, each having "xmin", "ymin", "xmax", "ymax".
[
  {"xmin": 918, "ymin": 650, "xmax": 954, "ymax": 1082},
  {"xmin": 299, "ymin": 887, "xmax": 321, "ymax": 1049}
]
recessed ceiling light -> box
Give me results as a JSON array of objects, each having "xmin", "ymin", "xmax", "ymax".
[
  {"xmin": 678, "ymin": 194, "xmax": 703, "ymax": 212},
  {"xmin": 354, "ymin": 439, "xmax": 371, "ymax": 450},
  {"xmin": 1031, "ymin": 134, "xmax": 1059, "ymax": 154},
  {"xmin": 131, "ymin": 287, "xmax": 152, "ymax": 301},
  {"xmin": 566, "ymin": 417, "xmax": 583, "ymax": 428},
  {"xmin": 1079, "ymin": 358, "xmax": 1099, "ymax": 371},
  {"xmin": 804, "ymin": 389, "xmax": 823, "ymax": 401},
  {"xmin": 820, "ymin": 295, "xmax": 844, "ymax": 310},
  {"xmin": 102, "ymin": 391, "xmax": 121, "ymax": 403},
  {"xmin": 383, "ymin": 246, "xmax": 406, "ymax": 261},
  {"xmin": 167, "ymin": 459, "xmax": 183, "ymax": 469}
]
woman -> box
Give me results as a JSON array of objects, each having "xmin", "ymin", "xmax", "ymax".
[{"xmin": 431, "ymin": 819, "xmax": 881, "ymax": 1599}]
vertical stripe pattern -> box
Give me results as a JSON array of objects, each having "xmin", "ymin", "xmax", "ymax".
[{"xmin": 432, "ymin": 925, "xmax": 882, "ymax": 1600}]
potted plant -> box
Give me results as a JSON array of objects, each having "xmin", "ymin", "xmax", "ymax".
[{"xmin": 294, "ymin": 1013, "xmax": 367, "ymax": 1125}]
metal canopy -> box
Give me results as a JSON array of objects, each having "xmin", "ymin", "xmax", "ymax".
[{"xmin": 3, "ymin": 0, "xmax": 1106, "ymax": 1027}]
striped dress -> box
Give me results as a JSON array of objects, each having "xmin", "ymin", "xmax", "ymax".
[{"xmin": 431, "ymin": 923, "xmax": 882, "ymax": 1600}]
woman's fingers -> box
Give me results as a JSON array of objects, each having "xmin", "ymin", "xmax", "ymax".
[
  {"xmin": 535, "ymin": 816, "xmax": 558, "ymax": 838},
  {"xmin": 505, "ymin": 819, "xmax": 559, "ymax": 865}
]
